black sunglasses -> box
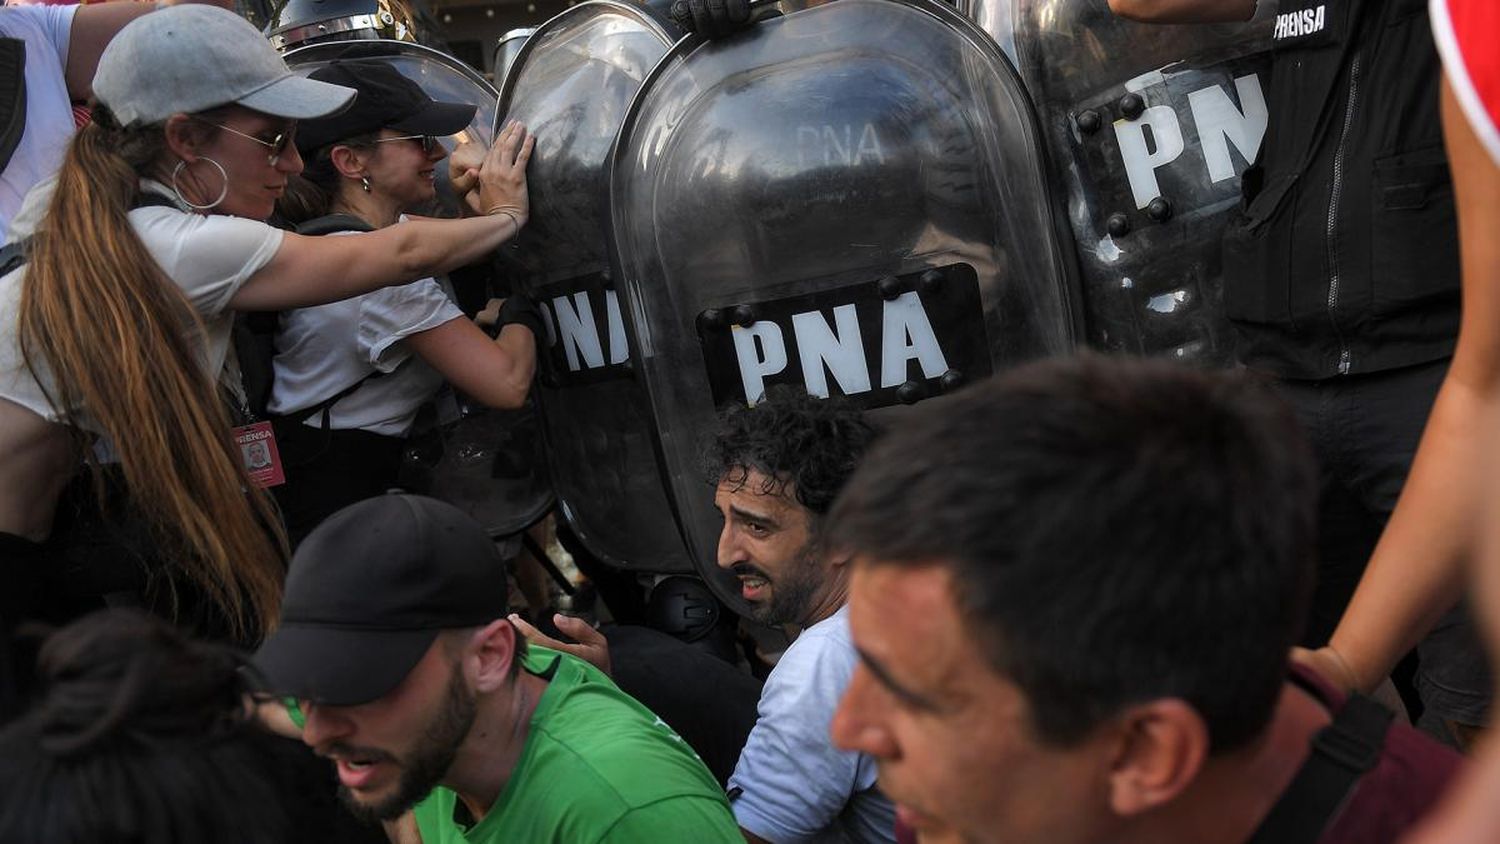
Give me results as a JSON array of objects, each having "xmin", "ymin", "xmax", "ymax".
[{"xmin": 374, "ymin": 134, "xmax": 444, "ymax": 155}]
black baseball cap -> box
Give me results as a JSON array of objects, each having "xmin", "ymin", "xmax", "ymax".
[
  {"xmin": 294, "ymin": 58, "xmax": 478, "ymax": 155},
  {"xmin": 251, "ymin": 495, "xmax": 509, "ymax": 706}
]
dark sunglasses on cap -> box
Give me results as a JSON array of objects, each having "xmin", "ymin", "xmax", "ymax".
[
  {"xmin": 373, "ymin": 134, "xmax": 445, "ymax": 155},
  {"xmin": 194, "ymin": 117, "xmax": 295, "ymax": 166}
]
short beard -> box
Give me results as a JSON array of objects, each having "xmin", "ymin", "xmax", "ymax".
[
  {"xmin": 339, "ymin": 666, "xmax": 477, "ymax": 823},
  {"xmin": 752, "ymin": 544, "xmax": 823, "ymax": 628}
]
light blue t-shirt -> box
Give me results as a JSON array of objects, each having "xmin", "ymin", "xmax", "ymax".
[{"xmin": 728, "ymin": 605, "xmax": 897, "ymax": 843}]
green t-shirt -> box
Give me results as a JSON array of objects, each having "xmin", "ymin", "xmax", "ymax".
[{"xmin": 413, "ymin": 647, "xmax": 741, "ymax": 844}]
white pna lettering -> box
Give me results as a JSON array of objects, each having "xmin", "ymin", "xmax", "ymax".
[
  {"xmin": 795, "ymin": 123, "xmax": 887, "ymax": 168},
  {"xmin": 732, "ymin": 292, "xmax": 949, "ymax": 403},
  {"xmin": 545, "ymin": 288, "xmax": 630, "ymax": 373}
]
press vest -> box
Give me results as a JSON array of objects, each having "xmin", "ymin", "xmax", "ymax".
[{"xmin": 1222, "ymin": 0, "xmax": 1459, "ymax": 379}]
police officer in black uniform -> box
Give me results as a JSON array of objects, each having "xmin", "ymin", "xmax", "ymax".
[{"xmin": 1109, "ymin": 0, "xmax": 1489, "ymax": 745}]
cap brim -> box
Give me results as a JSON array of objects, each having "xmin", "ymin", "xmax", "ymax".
[
  {"xmin": 238, "ymin": 74, "xmax": 357, "ymax": 121},
  {"xmin": 388, "ymin": 100, "xmax": 478, "ymax": 138},
  {"xmin": 250, "ymin": 624, "xmax": 438, "ymax": 706}
]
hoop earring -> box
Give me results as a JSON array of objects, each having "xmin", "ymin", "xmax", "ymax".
[
  {"xmin": 170, "ymin": 157, "xmax": 229, "ymax": 211},
  {"xmin": 361, "ymin": 175, "xmax": 372, "ymax": 193}
]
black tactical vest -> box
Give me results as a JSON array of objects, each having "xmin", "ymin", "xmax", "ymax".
[{"xmin": 1222, "ymin": 0, "xmax": 1459, "ymax": 379}]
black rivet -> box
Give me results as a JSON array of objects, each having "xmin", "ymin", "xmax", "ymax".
[
  {"xmin": 731, "ymin": 304, "xmax": 756, "ymax": 326},
  {"xmin": 877, "ymin": 275, "xmax": 902, "ymax": 301},
  {"xmin": 919, "ymin": 269, "xmax": 944, "ymax": 294},
  {"xmin": 1118, "ymin": 93, "xmax": 1145, "ymax": 120},
  {"xmin": 940, "ymin": 369, "xmax": 964, "ymax": 392},
  {"xmin": 1076, "ymin": 109, "xmax": 1101, "ymax": 134},
  {"xmin": 698, "ymin": 308, "xmax": 725, "ymax": 333},
  {"xmin": 1146, "ymin": 196, "xmax": 1173, "ymax": 223},
  {"xmin": 1106, "ymin": 213, "xmax": 1131, "ymax": 238},
  {"xmin": 897, "ymin": 380, "xmax": 925, "ymax": 405}
]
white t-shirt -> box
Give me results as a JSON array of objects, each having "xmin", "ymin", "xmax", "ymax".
[
  {"xmin": 728, "ymin": 605, "xmax": 897, "ymax": 843},
  {"xmin": 0, "ymin": 5, "xmax": 78, "ymax": 238},
  {"xmin": 268, "ymin": 224, "xmax": 462, "ymax": 437},
  {"xmin": 0, "ymin": 178, "xmax": 283, "ymax": 428}
]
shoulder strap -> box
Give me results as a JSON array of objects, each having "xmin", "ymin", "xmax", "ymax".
[
  {"xmin": 273, "ymin": 212, "xmax": 384, "ymax": 428},
  {"xmin": 0, "ymin": 238, "xmax": 27, "ymax": 278},
  {"xmin": 1, "ymin": 193, "xmax": 181, "ymax": 276},
  {"xmin": 294, "ymin": 213, "xmax": 374, "ymax": 236},
  {"xmin": 1245, "ymin": 693, "xmax": 1394, "ymax": 844},
  {"xmin": 0, "ymin": 38, "xmax": 26, "ymax": 176},
  {"xmin": 279, "ymin": 370, "xmax": 387, "ymax": 430},
  {"xmin": 131, "ymin": 192, "xmax": 180, "ymax": 211}
]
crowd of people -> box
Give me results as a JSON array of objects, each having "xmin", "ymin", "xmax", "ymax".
[{"xmin": 1, "ymin": 0, "xmax": 1500, "ymax": 842}]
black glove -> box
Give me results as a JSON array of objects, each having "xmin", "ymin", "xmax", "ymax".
[
  {"xmin": 497, "ymin": 293, "xmax": 547, "ymax": 342},
  {"xmin": 670, "ymin": 0, "xmax": 751, "ymax": 39}
]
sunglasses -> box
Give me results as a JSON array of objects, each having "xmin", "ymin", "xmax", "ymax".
[
  {"xmin": 373, "ymin": 134, "xmax": 445, "ymax": 155},
  {"xmin": 195, "ymin": 117, "xmax": 295, "ymax": 166}
]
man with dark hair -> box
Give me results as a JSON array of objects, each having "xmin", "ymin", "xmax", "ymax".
[
  {"xmin": 251, "ymin": 494, "xmax": 739, "ymax": 844},
  {"xmin": 522, "ymin": 389, "xmax": 897, "ymax": 842},
  {"xmin": 828, "ymin": 355, "xmax": 1461, "ymax": 844}
]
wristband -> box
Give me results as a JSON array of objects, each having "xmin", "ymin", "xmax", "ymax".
[
  {"xmin": 498, "ymin": 293, "xmax": 547, "ymax": 342},
  {"xmin": 487, "ymin": 207, "xmax": 523, "ymax": 232}
]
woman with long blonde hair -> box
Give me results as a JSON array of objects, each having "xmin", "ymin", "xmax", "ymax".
[{"xmin": 0, "ymin": 5, "xmax": 534, "ymax": 645}]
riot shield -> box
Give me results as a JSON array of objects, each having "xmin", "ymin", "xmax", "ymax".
[
  {"xmin": 494, "ymin": 2, "xmax": 692, "ymax": 572},
  {"xmin": 494, "ymin": 27, "xmax": 536, "ymax": 88},
  {"xmin": 611, "ymin": 0, "xmax": 1080, "ymax": 610},
  {"xmin": 959, "ymin": 0, "xmax": 1274, "ymax": 366},
  {"xmin": 285, "ymin": 40, "xmax": 499, "ymax": 151},
  {"xmin": 285, "ymin": 42, "xmax": 553, "ymax": 537}
]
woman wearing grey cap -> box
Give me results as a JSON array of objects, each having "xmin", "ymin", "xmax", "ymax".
[
  {"xmin": 266, "ymin": 59, "xmax": 539, "ymax": 547},
  {"xmin": 0, "ymin": 6, "xmax": 534, "ymax": 646}
]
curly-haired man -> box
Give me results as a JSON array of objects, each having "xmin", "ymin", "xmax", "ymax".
[{"xmin": 524, "ymin": 388, "xmax": 898, "ymax": 842}]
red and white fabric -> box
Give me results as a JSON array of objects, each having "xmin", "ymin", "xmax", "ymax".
[{"xmin": 1432, "ymin": 0, "xmax": 1500, "ymax": 167}]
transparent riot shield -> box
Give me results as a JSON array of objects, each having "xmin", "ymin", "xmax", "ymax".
[
  {"xmin": 285, "ymin": 40, "xmax": 498, "ymax": 151},
  {"xmin": 959, "ymin": 0, "xmax": 1274, "ymax": 366},
  {"xmin": 494, "ymin": 2, "xmax": 692, "ymax": 572},
  {"xmin": 285, "ymin": 42, "xmax": 553, "ymax": 537},
  {"xmin": 611, "ymin": 0, "xmax": 1080, "ymax": 611},
  {"xmin": 494, "ymin": 27, "xmax": 536, "ymax": 88}
]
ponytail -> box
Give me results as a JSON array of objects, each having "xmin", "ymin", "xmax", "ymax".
[
  {"xmin": 17, "ymin": 108, "xmax": 285, "ymax": 641},
  {"xmin": 275, "ymin": 134, "xmax": 375, "ymax": 226}
]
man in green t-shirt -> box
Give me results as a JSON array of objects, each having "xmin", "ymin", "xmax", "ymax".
[{"xmin": 251, "ymin": 494, "xmax": 740, "ymax": 844}]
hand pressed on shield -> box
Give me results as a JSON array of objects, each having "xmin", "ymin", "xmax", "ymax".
[
  {"xmin": 448, "ymin": 140, "xmax": 487, "ymax": 197},
  {"xmin": 510, "ymin": 612, "xmax": 613, "ymax": 677},
  {"xmin": 477, "ymin": 121, "xmax": 535, "ymax": 228}
]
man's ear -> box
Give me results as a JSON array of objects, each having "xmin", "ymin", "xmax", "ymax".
[
  {"xmin": 467, "ymin": 619, "xmax": 520, "ymax": 693},
  {"xmin": 329, "ymin": 144, "xmax": 370, "ymax": 181},
  {"xmin": 1104, "ymin": 699, "xmax": 1209, "ymax": 817}
]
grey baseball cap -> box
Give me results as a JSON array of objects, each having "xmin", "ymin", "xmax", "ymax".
[{"xmin": 93, "ymin": 5, "xmax": 356, "ymax": 127}]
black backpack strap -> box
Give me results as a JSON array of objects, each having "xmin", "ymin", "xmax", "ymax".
[
  {"xmin": 0, "ymin": 194, "xmax": 177, "ymax": 277},
  {"xmin": 279, "ymin": 370, "xmax": 387, "ymax": 430},
  {"xmin": 294, "ymin": 213, "xmax": 374, "ymax": 236},
  {"xmin": 1246, "ymin": 693, "xmax": 1394, "ymax": 844},
  {"xmin": 0, "ymin": 237, "xmax": 28, "ymax": 277},
  {"xmin": 270, "ymin": 212, "xmax": 385, "ymax": 429},
  {"xmin": 131, "ymin": 192, "xmax": 181, "ymax": 211},
  {"xmin": 0, "ymin": 38, "xmax": 26, "ymax": 176}
]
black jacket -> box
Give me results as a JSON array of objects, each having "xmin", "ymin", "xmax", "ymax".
[{"xmin": 1222, "ymin": 0, "xmax": 1460, "ymax": 379}]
